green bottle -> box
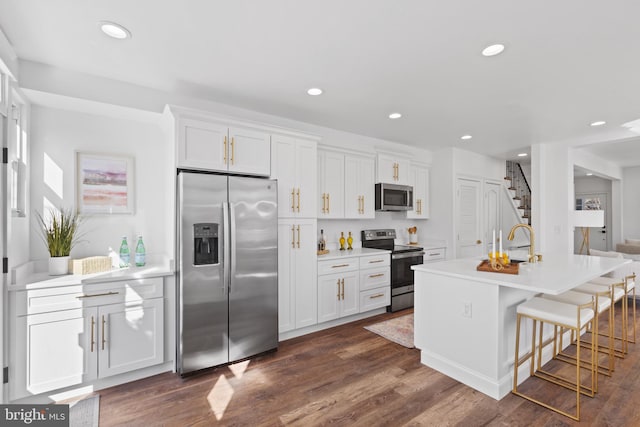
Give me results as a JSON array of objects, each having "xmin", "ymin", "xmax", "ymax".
[
  {"xmin": 135, "ymin": 235, "xmax": 146, "ymax": 267},
  {"xmin": 119, "ymin": 237, "xmax": 130, "ymax": 268}
]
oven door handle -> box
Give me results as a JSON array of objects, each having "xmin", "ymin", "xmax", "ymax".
[{"xmin": 392, "ymin": 251, "xmax": 425, "ymax": 260}]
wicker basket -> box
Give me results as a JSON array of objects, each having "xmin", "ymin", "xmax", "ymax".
[{"xmin": 70, "ymin": 256, "xmax": 112, "ymax": 275}]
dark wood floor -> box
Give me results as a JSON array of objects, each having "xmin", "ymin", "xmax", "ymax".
[{"xmin": 94, "ymin": 304, "xmax": 640, "ymax": 426}]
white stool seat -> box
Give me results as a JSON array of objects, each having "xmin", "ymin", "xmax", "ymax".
[
  {"xmin": 591, "ymin": 276, "xmax": 635, "ymax": 291},
  {"xmin": 543, "ymin": 290, "xmax": 611, "ymax": 313},
  {"xmin": 518, "ymin": 297, "xmax": 594, "ymax": 328},
  {"xmin": 575, "ymin": 283, "xmax": 625, "ymax": 301}
]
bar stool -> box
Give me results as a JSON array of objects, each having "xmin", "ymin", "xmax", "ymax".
[
  {"xmin": 591, "ymin": 274, "xmax": 636, "ymax": 346},
  {"xmin": 542, "ymin": 290, "xmax": 612, "ymax": 386},
  {"xmin": 513, "ymin": 296, "xmax": 595, "ymax": 421},
  {"xmin": 575, "ymin": 279, "xmax": 627, "ymax": 357}
]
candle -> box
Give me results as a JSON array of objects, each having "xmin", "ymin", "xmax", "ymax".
[
  {"xmin": 499, "ymin": 230, "xmax": 503, "ymax": 256},
  {"xmin": 492, "ymin": 229, "xmax": 496, "ymax": 257}
]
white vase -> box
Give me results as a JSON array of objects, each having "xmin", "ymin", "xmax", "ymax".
[
  {"xmin": 409, "ymin": 233, "xmax": 418, "ymax": 244},
  {"xmin": 49, "ymin": 256, "xmax": 70, "ymax": 276}
]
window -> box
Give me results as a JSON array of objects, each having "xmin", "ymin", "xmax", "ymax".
[{"xmin": 10, "ymin": 91, "xmax": 27, "ymax": 217}]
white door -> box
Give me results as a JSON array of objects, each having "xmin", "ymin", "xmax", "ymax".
[
  {"xmin": 574, "ymin": 193, "xmax": 608, "ymax": 253},
  {"xmin": 456, "ymin": 178, "xmax": 483, "ymax": 258},
  {"xmin": 277, "ymin": 221, "xmax": 296, "ymax": 333},
  {"xmin": 318, "ymin": 150, "xmax": 344, "ymax": 218},
  {"xmin": 318, "ymin": 273, "xmax": 341, "ymax": 323},
  {"xmin": 228, "ymin": 127, "xmax": 271, "ymax": 176},
  {"xmin": 98, "ymin": 299, "xmax": 164, "ymax": 378},
  {"xmin": 20, "ymin": 308, "xmax": 97, "ymax": 395},
  {"xmin": 340, "ymin": 272, "xmax": 360, "ymax": 317},
  {"xmin": 359, "ymin": 158, "xmax": 376, "ymax": 218},
  {"xmin": 295, "ymin": 140, "xmax": 317, "ymax": 218},
  {"xmin": 271, "ymin": 136, "xmax": 297, "ymax": 217},
  {"xmin": 294, "ymin": 220, "xmax": 318, "ymax": 328},
  {"xmin": 178, "ymin": 118, "xmax": 228, "ymax": 171}
]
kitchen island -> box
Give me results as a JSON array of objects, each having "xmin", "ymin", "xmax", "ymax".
[{"xmin": 412, "ymin": 254, "xmax": 630, "ymax": 400}]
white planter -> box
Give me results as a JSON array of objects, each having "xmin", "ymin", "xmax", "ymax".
[
  {"xmin": 409, "ymin": 233, "xmax": 418, "ymax": 244},
  {"xmin": 49, "ymin": 256, "xmax": 70, "ymax": 276}
]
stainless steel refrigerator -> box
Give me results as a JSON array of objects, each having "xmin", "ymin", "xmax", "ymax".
[{"xmin": 176, "ymin": 170, "xmax": 278, "ymax": 375}]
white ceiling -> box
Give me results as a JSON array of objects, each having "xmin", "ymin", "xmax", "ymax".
[{"xmin": 1, "ymin": 0, "xmax": 640, "ymax": 160}]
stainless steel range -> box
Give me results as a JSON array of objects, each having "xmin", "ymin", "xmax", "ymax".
[{"xmin": 361, "ymin": 229, "xmax": 424, "ymax": 312}]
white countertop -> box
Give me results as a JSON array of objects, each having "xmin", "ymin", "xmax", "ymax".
[
  {"xmin": 317, "ymin": 247, "xmax": 390, "ymax": 261},
  {"xmin": 410, "ymin": 240, "xmax": 447, "ymax": 250},
  {"xmin": 10, "ymin": 263, "xmax": 174, "ymax": 291},
  {"xmin": 412, "ymin": 254, "xmax": 630, "ymax": 295}
]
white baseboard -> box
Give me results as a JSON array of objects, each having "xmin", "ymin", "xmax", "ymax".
[{"xmin": 279, "ymin": 308, "xmax": 387, "ymax": 341}]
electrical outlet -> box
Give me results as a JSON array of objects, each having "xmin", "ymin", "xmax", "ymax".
[{"xmin": 463, "ymin": 302, "xmax": 472, "ymax": 318}]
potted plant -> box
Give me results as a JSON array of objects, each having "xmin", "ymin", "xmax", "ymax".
[{"xmin": 36, "ymin": 207, "xmax": 82, "ymax": 275}]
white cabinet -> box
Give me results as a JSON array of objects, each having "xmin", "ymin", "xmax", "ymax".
[
  {"xmin": 271, "ymin": 135, "xmax": 317, "ymax": 218},
  {"xmin": 344, "ymin": 155, "xmax": 375, "ymax": 218},
  {"xmin": 174, "ymin": 112, "xmax": 271, "ymax": 176},
  {"xmin": 377, "ymin": 153, "xmax": 411, "ymax": 185},
  {"xmin": 318, "ymin": 149, "xmax": 345, "ymax": 218},
  {"xmin": 317, "ymin": 270, "xmax": 359, "ymax": 323},
  {"xmin": 406, "ymin": 164, "xmax": 430, "ymax": 219},
  {"xmin": 11, "ymin": 278, "xmax": 164, "ymax": 399},
  {"xmin": 278, "ymin": 219, "xmax": 317, "ymax": 333}
]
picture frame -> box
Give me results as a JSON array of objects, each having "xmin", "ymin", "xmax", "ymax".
[{"xmin": 76, "ymin": 152, "xmax": 135, "ymax": 214}]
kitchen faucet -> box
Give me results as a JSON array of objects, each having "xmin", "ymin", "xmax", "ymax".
[{"xmin": 507, "ymin": 223, "xmax": 538, "ymax": 263}]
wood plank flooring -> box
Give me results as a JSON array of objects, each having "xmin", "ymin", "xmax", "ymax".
[{"xmin": 95, "ymin": 304, "xmax": 640, "ymax": 426}]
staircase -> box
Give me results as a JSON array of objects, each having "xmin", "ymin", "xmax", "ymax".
[{"xmin": 505, "ymin": 161, "xmax": 531, "ymax": 225}]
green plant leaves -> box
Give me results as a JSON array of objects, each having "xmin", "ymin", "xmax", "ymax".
[{"xmin": 36, "ymin": 208, "xmax": 82, "ymax": 257}]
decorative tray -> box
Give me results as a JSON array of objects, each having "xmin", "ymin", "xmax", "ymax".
[
  {"xmin": 317, "ymin": 249, "xmax": 329, "ymax": 255},
  {"xmin": 476, "ymin": 260, "xmax": 519, "ymax": 275}
]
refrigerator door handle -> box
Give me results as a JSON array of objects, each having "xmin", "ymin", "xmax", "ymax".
[
  {"xmin": 222, "ymin": 202, "xmax": 230, "ymax": 295},
  {"xmin": 229, "ymin": 202, "xmax": 237, "ymax": 294}
]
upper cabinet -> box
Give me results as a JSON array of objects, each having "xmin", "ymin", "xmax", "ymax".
[
  {"xmin": 318, "ymin": 149, "xmax": 345, "ymax": 218},
  {"xmin": 170, "ymin": 107, "xmax": 271, "ymax": 176},
  {"xmin": 376, "ymin": 153, "xmax": 411, "ymax": 185},
  {"xmin": 271, "ymin": 135, "xmax": 317, "ymax": 218},
  {"xmin": 406, "ymin": 164, "xmax": 430, "ymax": 219},
  {"xmin": 344, "ymin": 154, "xmax": 375, "ymax": 218}
]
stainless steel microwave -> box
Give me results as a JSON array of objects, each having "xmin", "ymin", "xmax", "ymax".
[{"xmin": 375, "ymin": 183, "xmax": 413, "ymax": 211}]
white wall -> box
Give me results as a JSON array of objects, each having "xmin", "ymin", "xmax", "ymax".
[
  {"xmin": 28, "ymin": 105, "xmax": 171, "ymax": 261},
  {"xmin": 623, "ymin": 166, "xmax": 640, "ymax": 240}
]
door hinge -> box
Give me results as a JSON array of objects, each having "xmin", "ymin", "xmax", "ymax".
[
  {"xmin": 3, "ymin": 366, "xmax": 8, "ymax": 384},
  {"xmin": 2, "ymin": 147, "xmax": 7, "ymax": 164},
  {"xmin": 2, "ymin": 257, "xmax": 7, "ymax": 274}
]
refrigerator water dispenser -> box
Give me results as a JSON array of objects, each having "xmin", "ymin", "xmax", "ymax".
[{"xmin": 193, "ymin": 223, "xmax": 218, "ymax": 265}]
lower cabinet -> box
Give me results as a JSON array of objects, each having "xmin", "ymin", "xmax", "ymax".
[
  {"xmin": 317, "ymin": 251, "xmax": 390, "ymax": 323},
  {"xmin": 11, "ymin": 277, "xmax": 164, "ymax": 399},
  {"xmin": 278, "ymin": 219, "xmax": 318, "ymax": 333},
  {"xmin": 317, "ymin": 271, "xmax": 359, "ymax": 323}
]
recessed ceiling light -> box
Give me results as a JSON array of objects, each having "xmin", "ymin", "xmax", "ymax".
[
  {"xmin": 99, "ymin": 21, "xmax": 131, "ymax": 39},
  {"xmin": 482, "ymin": 44, "xmax": 505, "ymax": 57},
  {"xmin": 517, "ymin": 153, "xmax": 527, "ymax": 157},
  {"xmin": 388, "ymin": 113, "xmax": 402, "ymax": 119},
  {"xmin": 590, "ymin": 121, "xmax": 606, "ymax": 127},
  {"xmin": 586, "ymin": 173, "xmax": 594, "ymax": 176},
  {"xmin": 460, "ymin": 135, "xmax": 472, "ymax": 140},
  {"xmin": 307, "ymin": 88, "xmax": 323, "ymax": 96}
]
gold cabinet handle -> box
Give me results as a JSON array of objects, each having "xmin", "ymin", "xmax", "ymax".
[
  {"xmin": 230, "ymin": 137, "xmax": 235, "ymax": 165},
  {"xmin": 291, "ymin": 225, "xmax": 295, "ymax": 249},
  {"xmin": 369, "ymin": 293, "xmax": 385, "ymax": 299},
  {"xmin": 341, "ymin": 278, "xmax": 345, "ymax": 300},
  {"xmin": 321, "ymin": 193, "xmax": 326, "ymax": 213},
  {"xmin": 331, "ymin": 264, "xmax": 350, "ymax": 268},
  {"xmin": 361, "ymin": 195, "xmax": 365, "ymax": 214},
  {"xmin": 337, "ymin": 279, "xmax": 341, "ymax": 299},
  {"xmin": 369, "ymin": 273, "xmax": 385, "ymax": 278},
  {"xmin": 90, "ymin": 316, "xmax": 95, "ymax": 353},
  {"xmin": 102, "ymin": 315, "xmax": 106, "ymax": 351},
  {"xmin": 326, "ymin": 193, "xmax": 330, "ymax": 213},
  {"xmin": 476, "ymin": 240, "xmax": 482, "ymax": 244},
  {"xmin": 368, "ymin": 259, "xmax": 384, "ymax": 264},
  {"xmin": 76, "ymin": 291, "xmax": 119, "ymax": 299},
  {"xmin": 296, "ymin": 188, "xmax": 301, "ymax": 212},
  {"xmin": 291, "ymin": 188, "xmax": 295, "ymax": 212},
  {"xmin": 296, "ymin": 225, "xmax": 301, "ymax": 248},
  {"xmin": 223, "ymin": 136, "xmax": 227, "ymax": 163}
]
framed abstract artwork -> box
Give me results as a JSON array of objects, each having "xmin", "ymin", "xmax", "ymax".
[{"xmin": 76, "ymin": 152, "xmax": 135, "ymax": 214}]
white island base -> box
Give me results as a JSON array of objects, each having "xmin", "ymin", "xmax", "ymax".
[{"xmin": 412, "ymin": 254, "xmax": 629, "ymax": 400}]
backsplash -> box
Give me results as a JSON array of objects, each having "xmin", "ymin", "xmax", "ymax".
[{"xmin": 318, "ymin": 211, "xmax": 430, "ymax": 250}]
